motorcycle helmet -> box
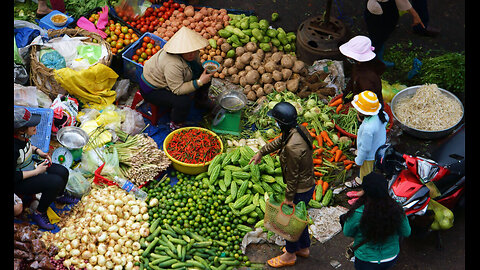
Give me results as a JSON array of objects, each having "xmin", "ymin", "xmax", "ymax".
[
  {"xmin": 375, "ymin": 144, "xmax": 405, "ymax": 176},
  {"xmin": 267, "ymin": 102, "xmax": 297, "ymax": 127}
]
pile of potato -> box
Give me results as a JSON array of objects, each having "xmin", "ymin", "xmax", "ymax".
[
  {"xmin": 199, "ymin": 39, "xmax": 338, "ymax": 102},
  {"xmin": 218, "ymin": 42, "xmax": 307, "ymax": 101}
]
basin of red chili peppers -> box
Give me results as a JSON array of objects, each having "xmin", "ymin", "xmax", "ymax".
[{"xmin": 163, "ymin": 127, "xmax": 223, "ymax": 175}]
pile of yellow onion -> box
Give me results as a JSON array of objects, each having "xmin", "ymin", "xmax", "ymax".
[{"xmin": 42, "ymin": 185, "xmax": 150, "ymax": 269}]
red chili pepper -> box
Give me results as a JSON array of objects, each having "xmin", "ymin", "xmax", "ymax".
[{"xmin": 167, "ymin": 129, "xmax": 221, "ymax": 164}]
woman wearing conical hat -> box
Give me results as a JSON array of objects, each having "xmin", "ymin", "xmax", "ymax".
[{"xmin": 141, "ymin": 27, "xmax": 214, "ymax": 130}]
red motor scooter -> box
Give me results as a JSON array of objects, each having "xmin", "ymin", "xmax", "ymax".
[{"xmin": 374, "ymin": 125, "xmax": 465, "ymax": 248}]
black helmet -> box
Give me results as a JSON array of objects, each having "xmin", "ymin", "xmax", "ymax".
[
  {"xmin": 267, "ymin": 102, "xmax": 297, "ymax": 127},
  {"xmin": 375, "ymin": 144, "xmax": 405, "ymax": 176}
]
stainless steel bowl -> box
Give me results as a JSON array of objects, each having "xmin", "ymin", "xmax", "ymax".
[
  {"xmin": 217, "ymin": 89, "xmax": 247, "ymax": 112},
  {"xmin": 56, "ymin": 126, "xmax": 90, "ymax": 149},
  {"xmin": 390, "ymin": 85, "xmax": 464, "ymax": 140}
]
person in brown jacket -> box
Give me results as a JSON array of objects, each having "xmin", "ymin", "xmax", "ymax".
[
  {"xmin": 250, "ymin": 102, "xmax": 316, "ymax": 267},
  {"xmin": 140, "ymin": 27, "xmax": 214, "ymax": 130}
]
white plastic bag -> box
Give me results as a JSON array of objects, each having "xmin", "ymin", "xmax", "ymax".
[
  {"xmin": 114, "ymin": 79, "xmax": 131, "ymax": 101},
  {"xmin": 14, "ymin": 84, "xmax": 38, "ymax": 107},
  {"xmin": 121, "ymin": 106, "xmax": 146, "ymax": 135}
]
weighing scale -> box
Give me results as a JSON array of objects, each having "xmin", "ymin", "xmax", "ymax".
[
  {"xmin": 52, "ymin": 126, "xmax": 89, "ymax": 168},
  {"xmin": 211, "ymin": 90, "xmax": 247, "ymax": 136}
]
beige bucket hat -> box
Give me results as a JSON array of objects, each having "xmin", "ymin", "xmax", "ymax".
[{"xmin": 163, "ymin": 27, "xmax": 209, "ymax": 54}]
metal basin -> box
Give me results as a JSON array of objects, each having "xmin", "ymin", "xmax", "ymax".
[
  {"xmin": 56, "ymin": 126, "xmax": 90, "ymax": 149},
  {"xmin": 390, "ymin": 85, "xmax": 464, "ymax": 140},
  {"xmin": 217, "ymin": 89, "xmax": 247, "ymax": 112}
]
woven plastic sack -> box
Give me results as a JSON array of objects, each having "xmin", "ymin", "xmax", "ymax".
[{"xmin": 264, "ymin": 198, "xmax": 309, "ymax": 242}]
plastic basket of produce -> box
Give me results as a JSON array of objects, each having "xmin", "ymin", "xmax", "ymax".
[
  {"xmin": 263, "ymin": 199, "xmax": 309, "ymax": 242},
  {"xmin": 163, "ymin": 127, "xmax": 223, "ymax": 175},
  {"xmin": 121, "ymin": 32, "xmax": 166, "ymax": 82},
  {"xmin": 14, "ymin": 106, "xmax": 53, "ymax": 154}
]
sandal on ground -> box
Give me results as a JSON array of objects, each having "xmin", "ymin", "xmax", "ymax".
[
  {"xmin": 346, "ymin": 191, "xmax": 361, "ymax": 198},
  {"xmin": 267, "ymin": 255, "xmax": 296, "ymax": 268},
  {"xmin": 348, "ymin": 197, "xmax": 359, "ymax": 205},
  {"xmin": 282, "ymin": 247, "xmax": 309, "ymax": 258},
  {"xmin": 345, "ymin": 177, "xmax": 362, "ymax": 188}
]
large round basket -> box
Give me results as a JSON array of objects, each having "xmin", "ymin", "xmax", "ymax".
[
  {"xmin": 30, "ymin": 28, "xmax": 113, "ymax": 99},
  {"xmin": 163, "ymin": 127, "xmax": 224, "ymax": 175}
]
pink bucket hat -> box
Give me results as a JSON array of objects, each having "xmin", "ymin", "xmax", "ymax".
[{"xmin": 339, "ymin": 35, "xmax": 376, "ymax": 62}]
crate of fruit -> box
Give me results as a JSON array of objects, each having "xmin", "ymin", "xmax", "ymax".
[
  {"xmin": 121, "ymin": 32, "xmax": 167, "ymax": 82},
  {"xmin": 81, "ymin": 7, "xmax": 143, "ymax": 74}
]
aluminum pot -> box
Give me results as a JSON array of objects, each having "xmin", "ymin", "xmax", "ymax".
[{"xmin": 390, "ymin": 85, "xmax": 464, "ymax": 140}]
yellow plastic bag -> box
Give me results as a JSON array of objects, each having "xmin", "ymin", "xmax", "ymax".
[
  {"xmin": 54, "ymin": 63, "xmax": 118, "ymax": 108},
  {"xmin": 81, "ymin": 120, "xmax": 112, "ymax": 150},
  {"xmin": 95, "ymin": 105, "xmax": 122, "ymax": 130},
  {"xmin": 46, "ymin": 207, "xmax": 60, "ymax": 224}
]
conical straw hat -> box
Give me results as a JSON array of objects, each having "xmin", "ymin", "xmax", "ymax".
[{"xmin": 163, "ymin": 27, "xmax": 209, "ymax": 54}]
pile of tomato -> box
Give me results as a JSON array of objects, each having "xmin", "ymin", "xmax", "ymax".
[
  {"xmin": 130, "ymin": 36, "xmax": 162, "ymax": 65},
  {"xmin": 119, "ymin": 0, "xmax": 183, "ymax": 34},
  {"xmin": 104, "ymin": 21, "xmax": 140, "ymax": 54}
]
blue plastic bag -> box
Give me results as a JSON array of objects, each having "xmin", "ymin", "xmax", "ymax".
[
  {"xmin": 40, "ymin": 49, "xmax": 66, "ymax": 70},
  {"xmin": 14, "ymin": 27, "xmax": 40, "ymax": 48}
]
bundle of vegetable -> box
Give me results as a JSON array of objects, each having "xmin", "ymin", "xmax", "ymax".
[
  {"xmin": 141, "ymin": 172, "xmax": 253, "ymax": 268},
  {"xmin": 153, "ymin": 5, "xmax": 231, "ymax": 41},
  {"xmin": 219, "ymin": 13, "xmax": 297, "ymax": 53},
  {"xmin": 166, "ymin": 128, "xmax": 222, "ymax": 164},
  {"xmin": 413, "ymin": 52, "xmax": 465, "ymax": 94},
  {"xmin": 328, "ymin": 96, "xmax": 359, "ymax": 137},
  {"xmin": 108, "ymin": 130, "xmax": 171, "ymax": 187},
  {"xmin": 42, "ymin": 185, "xmax": 151, "ymax": 269}
]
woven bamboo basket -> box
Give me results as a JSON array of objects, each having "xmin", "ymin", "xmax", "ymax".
[{"xmin": 30, "ymin": 28, "xmax": 113, "ymax": 99}]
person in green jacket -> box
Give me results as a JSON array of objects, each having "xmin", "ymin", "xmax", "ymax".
[{"xmin": 342, "ymin": 172, "xmax": 411, "ymax": 269}]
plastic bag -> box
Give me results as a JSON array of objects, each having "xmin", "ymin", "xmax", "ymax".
[
  {"xmin": 50, "ymin": 95, "xmax": 79, "ymax": 134},
  {"xmin": 53, "ymin": 63, "xmax": 118, "ymax": 109},
  {"xmin": 114, "ymin": 78, "xmax": 130, "ymax": 101},
  {"xmin": 77, "ymin": 44, "xmax": 103, "ymax": 64},
  {"xmin": 79, "ymin": 147, "xmax": 105, "ymax": 174},
  {"xmin": 80, "ymin": 120, "xmax": 112, "ymax": 150},
  {"xmin": 121, "ymin": 106, "xmax": 146, "ymax": 135},
  {"xmin": 77, "ymin": 108, "xmax": 100, "ymax": 124},
  {"xmin": 96, "ymin": 105, "xmax": 122, "ymax": 130},
  {"xmin": 66, "ymin": 169, "xmax": 91, "ymax": 198},
  {"xmin": 14, "ymin": 63, "xmax": 29, "ymax": 85},
  {"xmin": 14, "ymin": 37, "xmax": 23, "ymax": 65},
  {"xmin": 102, "ymin": 147, "xmax": 121, "ymax": 177},
  {"xmin": 381, "ymin": 79, "xmax": 407, "ymax": 103},
  {"xmin": 40, "ymin": 49, "xmax": 66, "ymax": 70},
  {"xmin": 114, "ymin": 0, "xmax": 143, "ymax": 20},
  {"xmin": 14, "ymin": 84, "xmax": 38, "ymax": 107}
]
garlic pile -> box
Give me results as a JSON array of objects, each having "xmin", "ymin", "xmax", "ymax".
[{"xmin": 42, "ymin": 185, "xmax": 150, "ymax": 270}]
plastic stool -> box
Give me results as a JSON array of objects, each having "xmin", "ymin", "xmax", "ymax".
[{"xmin": 131, "ymin": 90, "xmax": 162, "ymax": 126}]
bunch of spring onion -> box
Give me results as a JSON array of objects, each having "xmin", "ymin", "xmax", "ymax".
[{"xmin": 107, "ymin": 130, "xmax": 171, "ymax": 187}]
